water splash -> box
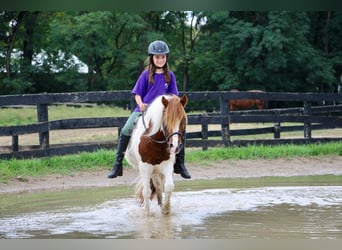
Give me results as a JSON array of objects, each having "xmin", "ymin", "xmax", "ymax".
[{"xmin": 0, "ymin": 186, "xmax": 341, "ymax": 238}]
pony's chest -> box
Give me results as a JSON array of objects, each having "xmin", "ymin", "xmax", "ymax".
[{"xmin": 138, "ymin": 132, "xmax": 171, "ymax": 165}]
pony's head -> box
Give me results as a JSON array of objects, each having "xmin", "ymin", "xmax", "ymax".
[
  {"xmin": 161, "ymin": 95, "xmax": 188, "ymax": 154},
  {"xmin": 142, "ymin": 94, "xmax": 188, "ymax": 154}
]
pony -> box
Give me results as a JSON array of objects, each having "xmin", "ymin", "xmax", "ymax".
[
  {"xmin": 125, "ymin": 94, "xmax": 188, "ymax": 216},
  {"xmin": 228, "ymin": 89, "xmax": 268, "ymax": 111}
]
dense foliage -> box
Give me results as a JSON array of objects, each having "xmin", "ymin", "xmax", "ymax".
[{"xmin": 1, "ymin": 11, "xmax": 341, "ymax": 94}]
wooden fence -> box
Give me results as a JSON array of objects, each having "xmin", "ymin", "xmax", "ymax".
[{"xmin": 1, "ymin": 91, "xmax": 342, "ymax": 159}]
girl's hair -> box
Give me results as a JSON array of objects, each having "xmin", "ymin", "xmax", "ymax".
[{"xmin": 146, "ymin": 55, "xmax": 171, "ymax": 84}]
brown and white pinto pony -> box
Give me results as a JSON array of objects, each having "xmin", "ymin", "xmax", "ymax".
[
  {"xmin": 228, "ymin": 89, "xmax": 268, "ymax": 111},
  {"xmin": 125, "ymin": 94, "xmax": 188, "ymax": 216}
]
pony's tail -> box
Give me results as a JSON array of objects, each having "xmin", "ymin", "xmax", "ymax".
[
  {"xmin": 135, "ymin": 181, "xmax": 144, "ymax": 206},
  {"xmin": 134, "ymin": 178, "xmax": 157, "ymax": 206}
]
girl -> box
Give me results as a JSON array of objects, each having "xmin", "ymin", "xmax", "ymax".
[{"xmin": 107, "ymin": 40, "xmax": 191, "ymax": 179}]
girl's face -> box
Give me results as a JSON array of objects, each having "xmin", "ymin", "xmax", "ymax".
[{"xmin": 152, "ymin": 54, "xmax": 167, "ymax": 68}]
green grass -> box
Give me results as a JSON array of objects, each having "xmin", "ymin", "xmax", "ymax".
[
  {"xmin": 1, "ymin": 142, "xmax": 341, "ymax": 183},
  {"xmin": 1, "ymin": 105, "xmax": 342, "ymax": 184},
  {"xmin": 0, "ymin": 149, "xmax": 113, "ymax": 183},
  {"xmin": 0, "ymin": 105, "xmax": 130, "ymax": 126},
  {"xmin": 186, "ymin": 142, "xmax": 342, "ymax": 163}
]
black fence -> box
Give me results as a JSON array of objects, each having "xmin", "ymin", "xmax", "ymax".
[{"xmin": 1, "ymin": 91, "xmax": 341, "ymax": 159}]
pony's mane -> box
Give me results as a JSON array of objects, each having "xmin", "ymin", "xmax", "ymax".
[
  {"xmin": 144, "ymin": 95, "xmax": 169, "ymax": 136},
  {"xmin": 163, "ymin": 96, "xmax": 187, "ymax": 132},
  {"xmin": 144, "ymin": 95, "xmax": 187, "ymax": 136}
]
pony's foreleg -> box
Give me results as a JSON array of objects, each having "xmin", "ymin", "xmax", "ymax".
[
  {"xmin": 161, "ymin": 164, "xmax": 174, "ymax": 215},
  {"xmin": 139, "ymin": 164, "xmax": 153, "ymax": 216},
  {"xmin": 151, "ymin": 173, "xmax": 163, "ymax": 206}
]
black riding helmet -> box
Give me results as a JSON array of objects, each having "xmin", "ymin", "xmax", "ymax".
[
  {"xmin": 148, "ymin": 40, "xmax": 169, "ymax": 70},
  {"xmin": 148, "ymin": 40, "xmax": 169, "ymax": 55}
]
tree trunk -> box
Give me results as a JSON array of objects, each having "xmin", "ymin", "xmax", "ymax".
[
  {"xmin": 322, "ymin": 11, "xmax": 331, "ymax": 55},
  {"xmin": 5, "ymin": 12, "xmax": 26, "ymax": 79},
  {"xmin": 22, "ymin": 12, "xmax": 40, "ymax": 71},
  {"xmin": 183, "ymin": 63, "xmax": 188, "ymax": 92}
]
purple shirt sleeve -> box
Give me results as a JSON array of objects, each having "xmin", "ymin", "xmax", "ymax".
[
  {"xmin": 132, "ymin": 70, "xmax": 149, "ymax": 98},
  {"xmin": 167, "ymin": 71, "xmax": 179, "ymax": 95}
]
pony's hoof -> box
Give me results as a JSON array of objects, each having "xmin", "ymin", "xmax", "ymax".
[
  {"xmin": 162, "ymin": 205, "xmax": 170, "ymax": 215},
  {"xmin": 162, "ymin": 210, "xmax": 170, "ymax": 215}
]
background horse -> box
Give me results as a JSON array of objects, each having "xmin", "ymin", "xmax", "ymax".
[
  {"xmin": 228, "ymin": 89, "xmax": 268, "ymax": 111},
  {"xmin": 125, "ymin": 94, "xmax": 188, "ymax": 216}
]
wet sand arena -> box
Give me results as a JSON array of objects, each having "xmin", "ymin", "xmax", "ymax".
[{"xmin": 0, "ymin": 184, "xmax": 341, "ymax": 239}]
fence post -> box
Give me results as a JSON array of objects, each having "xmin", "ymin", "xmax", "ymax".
[
  {"xmin": 201, "ymin": 113, "xmax": 208, "ymax": 150},
  {"xmin": 274, "ymin": 122, "xmax": 281, "ymax": 139},
  {"xmin": 37, "ymin": 104, "xmax": 50, "ymax": 149},
  {"xmin": 220, "ymin": 94, "xmax": 230, "ymax": 146},
  {"xmin": 303, "ymin": 101, "xmax": 312, "ymax": 138},
  {"xmin": 12, "ymin": 134, "xmax": 19, "ymax": 152}
]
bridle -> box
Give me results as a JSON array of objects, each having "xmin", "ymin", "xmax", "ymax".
[{"xmin": 141, "ymin": 110, "xmax": 185, "ymax": 153}]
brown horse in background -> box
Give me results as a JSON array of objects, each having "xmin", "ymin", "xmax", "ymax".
[{"xmin": 228, "ymin": 89, "xmax": 268, "ymax": 111}]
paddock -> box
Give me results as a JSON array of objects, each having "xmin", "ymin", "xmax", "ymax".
[
  {"xmin": 1, "ymin": 90, "xmax": 342, "ymax": 159},
  {"xmin": 1, "ymin": 91, "xmax": 341, "ymax": 240},
  {"xmin": 1, "ymin": 149, "xmax": 341, "ymax": 239},
  {"xmin": 0, "ymin": 179, "xmax": 341, "ymax": 239}
]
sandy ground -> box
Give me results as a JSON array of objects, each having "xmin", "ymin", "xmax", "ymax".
[{"xmin": 1, "ymin": 156, "xmax": 341, "ymax": 194}]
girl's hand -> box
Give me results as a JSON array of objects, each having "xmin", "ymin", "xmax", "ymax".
[{"xmin": 139, "ymin": 103, "xmax": 148, "ymax": 112}]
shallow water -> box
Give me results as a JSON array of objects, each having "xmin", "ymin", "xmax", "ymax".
[{"xmin": 0, "ymin": 184, "xmax": 341, "ymax": 239}]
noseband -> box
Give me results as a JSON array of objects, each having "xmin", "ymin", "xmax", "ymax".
[{"xmin": 141, "ymin": 111, "xmax": 185, "ymax": 153}]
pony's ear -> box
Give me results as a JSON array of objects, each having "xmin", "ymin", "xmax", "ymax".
[
  {"xmin": 180, "ymin": 94, "xmax": 188, "ymax": 107},
  {"xmin": 161, "ymin": 96, "xmax": 169, "ymax": 108}
]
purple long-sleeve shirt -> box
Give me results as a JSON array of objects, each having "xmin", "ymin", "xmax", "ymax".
[{"xmin": 131, "ymin": 70, "xmax": 179, "ymax": 112}]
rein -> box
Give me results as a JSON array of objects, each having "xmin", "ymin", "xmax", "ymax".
[
  {"xmin": 141, "ymin": 111, "xmax": 184, "ymax": 145},
  {"xmin": 149, "ymin": 131, "xmax": 184, "ymax": 144}
]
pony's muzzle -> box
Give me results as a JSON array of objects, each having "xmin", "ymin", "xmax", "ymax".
[
  {"xmin": 169, "ymin": 142, "xmax": 182, "ymax": 154},
  {"xmin": 169, "ymin": 143, "xmax": 183, "ymax": 154}
]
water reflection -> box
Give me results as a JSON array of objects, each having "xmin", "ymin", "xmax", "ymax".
[
  {"xmin": 0, "ymin": 186, "xmax": 341, "ymax": 239},
  {"xmin": 202, "ymin": 204, "xmax": 342, "ymax": 239}
]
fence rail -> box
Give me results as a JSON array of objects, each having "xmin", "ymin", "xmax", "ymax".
[{"xmin": 1, "ymin": 91, "xmax": 342, "ymax": 159}]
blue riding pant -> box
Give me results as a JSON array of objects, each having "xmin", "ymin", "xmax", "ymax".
[{"xmin": 120, "ymin": 111, "xmax": 141, "ymax": 136}]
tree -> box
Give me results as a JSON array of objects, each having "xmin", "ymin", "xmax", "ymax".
[
  {"xmin": 48, "ymin": 11, "xmax": 147, "ymax": 91},
  {"xmin": 308, "ymin": 11, "xmax": 342, "ymax": 92},
  {"xmin": 160, "ymin": 11, "xmax": 205, "ymax": 92},
  {"xmin": 194, "ymin": 11, "xmax": 341, "ymax": 92},
  {"xmin": 1, "ymin": 11, "xmax": 342, "ymax": 94},
  {"xmin": 0, "ymin": 11, "xmax": 47, "ymax": 94}
]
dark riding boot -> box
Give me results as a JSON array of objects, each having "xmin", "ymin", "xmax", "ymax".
[
  {"xmin": 107, "ymin": 134, "xmax": 131, "ymax": 178},
  {"xmin": 174, "ymin": 147, "xmax": 191, "ymax": 179}
]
